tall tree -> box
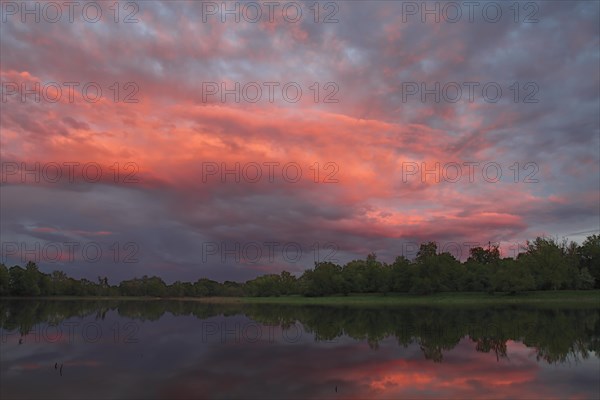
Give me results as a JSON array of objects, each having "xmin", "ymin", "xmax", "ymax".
[
  {"xmin": 579, "ymin": 235, "xmax": 600, "ymax": 288},
  {"xmin": 0, "ymin": 264, "xmax": 9, "ymax": 296}
]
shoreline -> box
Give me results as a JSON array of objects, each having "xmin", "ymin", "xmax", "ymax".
[{"xmin": 1, "ymin": 290, "xmax": 599, "ymax": 307}]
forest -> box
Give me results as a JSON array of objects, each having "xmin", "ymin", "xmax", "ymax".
[{"xmin": 1, "ymin": 235, "xmax": 599, "ymax": 297}]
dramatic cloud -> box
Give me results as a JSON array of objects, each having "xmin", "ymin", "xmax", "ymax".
[{"xmin": 1, "ymin": 1, "xmax": 598, "ymax": 282}]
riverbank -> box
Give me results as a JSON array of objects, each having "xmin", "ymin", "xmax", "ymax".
[
  {"xmin": 182, "ymin": 290, "xmax": 600, "ymax": 306},
  {"xmin": 2, "ymin": 290, "xmax": 599, "ymax": 307}
]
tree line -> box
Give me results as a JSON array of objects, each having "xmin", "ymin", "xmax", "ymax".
[{"xmin": 0, "ymin": 235, "xmax": 598, "ymax": 297}]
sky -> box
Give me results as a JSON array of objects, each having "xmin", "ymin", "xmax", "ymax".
[{"xmin": 1, "ymin": 0, "xmax": 599, "ymax": 283}]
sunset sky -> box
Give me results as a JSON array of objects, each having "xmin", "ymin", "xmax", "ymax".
[{"xmin": 1, "ymin": 0, "xmax": 599, "ymax": 283}]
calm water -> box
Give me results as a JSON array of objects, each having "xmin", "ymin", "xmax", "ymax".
[{"xmin": 0, "ymin": 300, "xmax": 599, "ymax": 399}]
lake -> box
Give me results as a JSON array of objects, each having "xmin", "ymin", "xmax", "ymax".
[{"xmin": 1, "ymin": 300, "xmax": 599, "ymax": 399}]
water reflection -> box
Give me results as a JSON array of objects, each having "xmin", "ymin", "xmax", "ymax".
[{"xmin": 1, "ymin": 300, "xmax": 599, "ymax": 399}]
